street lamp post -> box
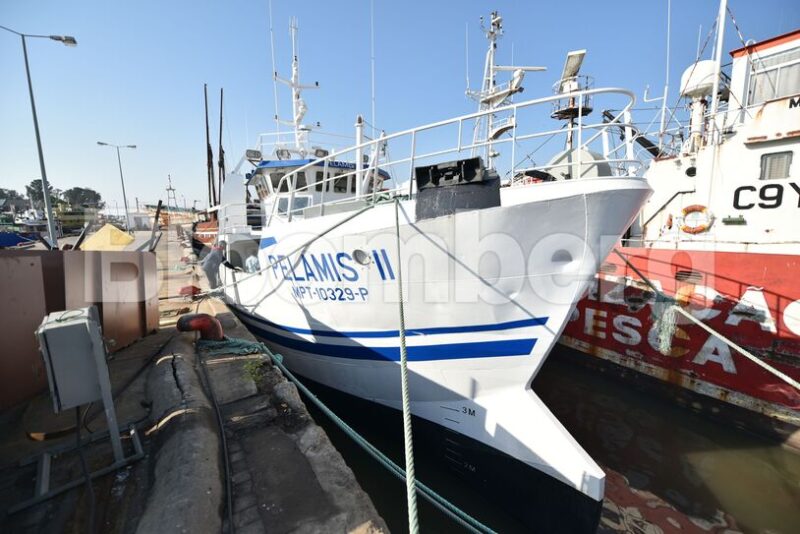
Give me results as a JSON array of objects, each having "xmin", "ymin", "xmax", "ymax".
[
  {"xmin": 97, "ymin": 142, "xmax": 136, "ymax": 230},
  {"xmin": 1, "ymin": 25, "xmax": 77, "ymax": 249}
]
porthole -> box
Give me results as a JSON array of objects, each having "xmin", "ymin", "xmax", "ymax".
[
  {"xmin": 551, "ymin": 249, "xmax": 572, "ymax": 263},
  {"xmin": 353, "ymin": 249, "xmax": 371, "ymax": 265}
]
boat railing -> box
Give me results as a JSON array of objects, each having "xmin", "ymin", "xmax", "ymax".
[{"xmin": 265, "ymin": 86, "xmax": 643, "ymax": 225}]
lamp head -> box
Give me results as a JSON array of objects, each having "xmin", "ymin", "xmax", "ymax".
[{"xmin": 50, "ymin": 35, "xmax": 78, "ymax": 47}]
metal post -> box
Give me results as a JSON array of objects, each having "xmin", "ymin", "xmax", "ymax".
[
  {"xmin": 115, "ymin": 146, "xmax": 132, "ymax": 230},
  {"xmin": 658, "ymin": 0, "xmax": 672, "ymax": 151},
  {"xmin": 708, "ymin": 0, "xmax": 728, "ymax": 146},
  {"xmin": 21, "ymin": 35, "xmax": 58, "ymax": 248},
  {"xmin": 320, "ymin": 158, "xmax": 328, "ymax": 217},
  {"xmin": 577, "ymin": 92, "xmax": 584, "ymax": 178},
  {"xmin": 510, "ymin": 108, "xmax": 517, "ymax": 180},
  {"xmin": 624, "ymin": 110, "xmax": 635, "ymax": 176},
  {"xmin": 408, "ymin": 130, "xmax": 417, "ymax": 196},
  {"xmin": 355, "ymin": 115, "xmax": 364, "ymax": 198}
]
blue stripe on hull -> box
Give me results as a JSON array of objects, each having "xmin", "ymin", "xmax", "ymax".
[
  {"xmin": 232, "ymin": 305, "xmax": 548, "ymax": 339},
  {"xmin": 233, "ymin": 309, "xmax": 538, "ymax": 362},
  {"xmin": 259, "ymin": 236, "xmax": 277, "ymax": 249}
]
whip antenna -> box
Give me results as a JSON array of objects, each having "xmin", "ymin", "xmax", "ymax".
[
  {"xmin": 465, "ymin": 23, "xmax": 470, "ymax": 93},
  {"xmin": 268, "ymin": 0, "xmax": 280, "ymax": 135},
  {"xmin": 370, "ymin": 0, "xmax": 376, "ymax": 139}
]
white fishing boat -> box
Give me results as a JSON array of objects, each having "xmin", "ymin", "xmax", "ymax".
[{"xmin": 214, "ymin": 13, "xmax": 651, "ymax": 531}]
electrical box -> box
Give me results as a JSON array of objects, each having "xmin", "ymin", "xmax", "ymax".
[{"xmin": 36, "ymin": 306, "xmax": 108, "ymax": 413}]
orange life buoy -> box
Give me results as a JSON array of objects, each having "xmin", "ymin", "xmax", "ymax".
[{"xmin": 680, "ymin": 204, "xmax": 712, "ymax": 234}]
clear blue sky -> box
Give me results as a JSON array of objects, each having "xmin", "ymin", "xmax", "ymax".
[{"xmin": 2, "ymin": 0, "xmax": 798, "ymax": 212}]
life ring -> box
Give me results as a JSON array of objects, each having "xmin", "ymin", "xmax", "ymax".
[{"xmin": 680, "ymin": 204, "xmax": 713, "ymax": 234}]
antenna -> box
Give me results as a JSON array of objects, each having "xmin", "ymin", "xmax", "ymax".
[
  {"xmin": 466, "ymin": 11, "xmax": 545, "ymax": 162},
  {"xmin": 268, "ymin": 0, "xmax": 280, "ymax": 135},
  {"xmin": 274, "ymin": 17, "xmax": 320, "ymax": 155},
  {"xmin": 709, "ymin": 0, "xmax": 728, "ymax": 145},
  {"xmin": 465, "ymin": 22, "xmax": 470, "ymax": 93},
  {"xmin": 696, "ymin": 24, "xmax": 703, "ymax": 60},
  {"xmin": 658, "ymin": 0, "xmax": 672, "ymax": 149},
  {"xmin": 370, "ymin": 0, "xmax": 376, "ymax": 139}
]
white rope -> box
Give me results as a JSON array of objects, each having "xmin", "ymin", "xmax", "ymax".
[
  {"xmin": 394, "ymin": 198, "xmax": 420, "ymax": 533},
  {"xmin": 612, "ymin": 249, "xmax": 800, "ymax": 392},
  {"xmin": 671, "ymin": 306, "xmax": 800, "ymax": 391}
]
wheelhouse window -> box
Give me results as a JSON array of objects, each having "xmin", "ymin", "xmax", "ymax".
[
  {"xmin": 277, "ymin": 196, "xmax": 311, "ymax": 216},
  {"xmin": 315, "ymin": 171, "xmax": 326, "ymax": 192},
  {"xmin": 333, "ymin": 173, "xmax": 350, "ymax": 193},
  {"xmin": 270, "ymin": 172, "xmax": 287, "ymax": 192},
  {"xmin": 760, "ymin": 151, "xmax": 793, "ymax": 180},
  {"xmin": 748, "ymin": 47, "xmax": 800, "ymax": 105},
  {"xmin": 254, "ymin": 179, "xmax": 269, "ymax": 199},
  {"xmin": 293, "ymin": 171, "xmax": 307, "ymax": 191}
]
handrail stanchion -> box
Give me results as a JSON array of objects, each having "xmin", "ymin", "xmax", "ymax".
[
  {"xmin": 320, "ymin": 158, "xmax": 329, "ymax": 217},
  {"xmin": 577, "ymin": 92, "xmax": 583, "ymax": 178},
  {"xmin": 355, "ymin": 115, "xmax": 364, "ymax": 199},
  {"xmin": 624, "ymin": 109, "xmax": 635, "ymax": 176},
  {"xmin": 408, "ymin": 130, "xmax": 417, "ymax": 197},
  {"xmin": 287, "ymin": 172, "xmax": 296, "ymax": 222},
  {"xmin": 510, "ymin": 109, "xmax": 518, "ymax": 180}
]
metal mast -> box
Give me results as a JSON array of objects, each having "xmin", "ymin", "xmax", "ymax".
[
  {"xmin": 466, "ymin": 12, "xmax": 544, "ymax": 166},
  {"xmin": 204, "ymin": 84, "xmax": 217, "ymax": 207},
  {"xmin": 274, "ymin": 18, "xmax": 319, "ymax": 156},
  {"xmin": 467, "ymin": 12, "xmax": 503, "ymax": 162}
]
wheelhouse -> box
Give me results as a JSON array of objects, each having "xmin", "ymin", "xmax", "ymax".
[{"xmin": 246, "ymin": 158, "xmax": 392, "ymax": 221}]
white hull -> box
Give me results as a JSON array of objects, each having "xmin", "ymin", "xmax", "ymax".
[{"xmin": 220, "ymin": 176, "xmax": 651, "ymax": 506}]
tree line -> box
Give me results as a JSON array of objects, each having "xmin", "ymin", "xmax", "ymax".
[{"xmin": 0, "ymin": 180, "xmax": 104, "ymax": 210}]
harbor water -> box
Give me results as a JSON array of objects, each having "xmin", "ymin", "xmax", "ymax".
[{"xmin": 303, "ymin": 347, "xmax": 800, "ymax": 533}]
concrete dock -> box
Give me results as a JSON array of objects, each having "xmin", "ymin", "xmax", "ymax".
[{"xmin": 0, "ymin": 228, "xmax": 386, "ymax": 533}]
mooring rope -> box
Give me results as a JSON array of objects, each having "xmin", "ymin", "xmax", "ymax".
[
  {"xmin": 612, "ymin": 249, "xmax": 800, "ymax": 391},
  {"xmin": 394, "ymin": 197, "xmax": 420, "ymax": 533},
  {"xmin": 199, "ymin": 336, "xmax": 498, "ymax": 534},
  {"xmin": 672, "ymin": 306, "xmax": 800, "ymax": 391}
]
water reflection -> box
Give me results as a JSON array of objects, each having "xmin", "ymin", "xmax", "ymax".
[
  {"xmin": 538, "ymin": 350, "xmax": 800, "ymax": 534},
  {"xmin": 302, "ymin": 346, "xmax": 800, "ymax": 533}
]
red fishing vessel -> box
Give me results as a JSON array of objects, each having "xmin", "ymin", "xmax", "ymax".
[{"xmin": 560, "ymin": 7, "xmax": 800, "ymax": 444}]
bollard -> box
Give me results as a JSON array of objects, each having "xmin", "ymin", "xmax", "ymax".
[{"xmin": 176, "ymin": 313, "xmax": 224, "ymax": 341}]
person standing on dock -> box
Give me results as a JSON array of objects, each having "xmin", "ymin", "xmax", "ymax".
[{"xmin": 201, "ymin": 240, "xmax": 226, "ymax": 289}]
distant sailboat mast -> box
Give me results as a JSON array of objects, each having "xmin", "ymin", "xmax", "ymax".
[{"xmin": 204, "ymin": 83, "xmax": 217, "ymax": 208}]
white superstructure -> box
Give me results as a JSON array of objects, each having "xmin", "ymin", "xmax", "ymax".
[{"xmin": 631, "ymin": 26, "xmax": 800, "ymax": 254}]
